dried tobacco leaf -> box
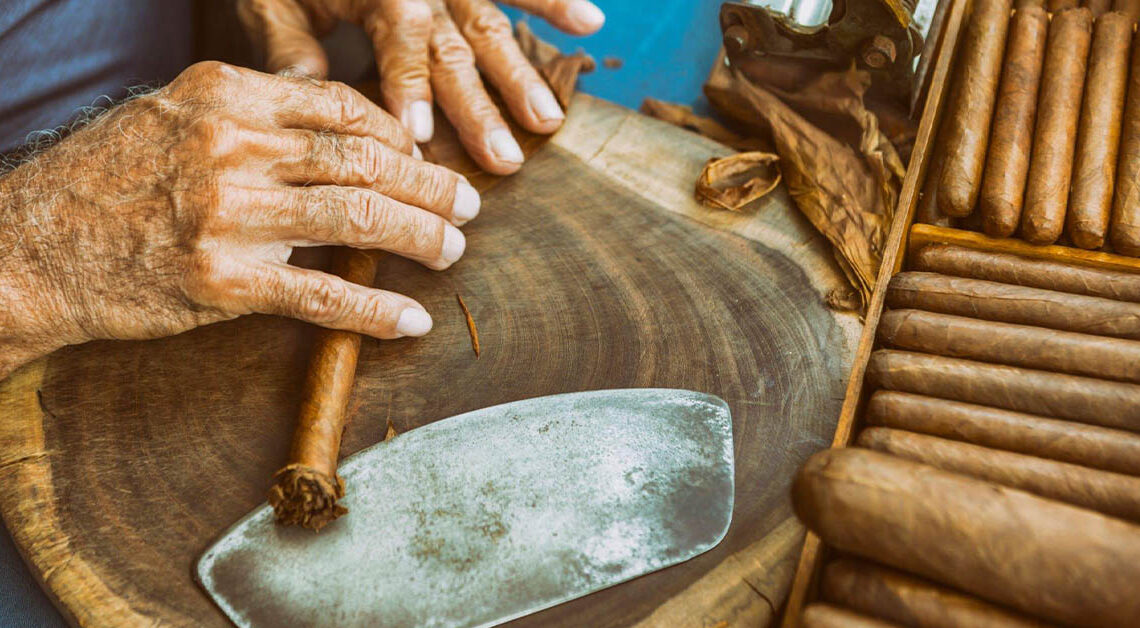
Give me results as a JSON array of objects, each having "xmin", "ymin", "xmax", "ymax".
[
  {"xmin": 705, "ymin": 61, "xmax": 903, "ymax": 308},
  {"xmin": 639, "ymin": 98, "xmax": 766, "ymax": 150},
  {"xmin": 695, "ymin": 151, "xmax": 782, "ymax": 211},
  {"xmin": 516, "ymin": 21, "xmax": 595, "ymax": 108}
]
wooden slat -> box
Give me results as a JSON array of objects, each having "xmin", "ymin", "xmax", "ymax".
[{"xmin": 779, "ymin": 0, "xmax": 972, "ymax": 623}]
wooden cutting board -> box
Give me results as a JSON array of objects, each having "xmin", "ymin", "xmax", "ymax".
[{"xmin": 0, "ymin": 94, "xmax": 861, "ymax": 627}]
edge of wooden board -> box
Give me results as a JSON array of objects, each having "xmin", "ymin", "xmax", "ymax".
[
  {"xmin": 777, "ymin": 0, "xmax": 971, "ymax": 623},
  {"xmin": 908, "ymin": 223, "xmax": 1140, "ymax": 273}
]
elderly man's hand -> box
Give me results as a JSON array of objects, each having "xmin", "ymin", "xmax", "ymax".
[
  {"xmin": 237, "ymin": 0, "xmax": 604, "ymax": 174},
  {"xmin": 0, "ymin": 61, "xmax": 480, "ymax": 378}
]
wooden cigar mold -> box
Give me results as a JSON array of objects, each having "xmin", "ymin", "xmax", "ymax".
[{"xmin": 784, "ymin": 0, "xmax": 1140, "ymax": 624}]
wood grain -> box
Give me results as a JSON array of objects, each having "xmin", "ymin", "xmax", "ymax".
[{"xmin": 0, "ymin": 94, "xmax": 860, "ymax": 627}]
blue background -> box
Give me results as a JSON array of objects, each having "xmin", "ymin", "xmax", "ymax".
[{"xmin": 0, "ymin": 1, "xmax": 722, "ymax": 625}]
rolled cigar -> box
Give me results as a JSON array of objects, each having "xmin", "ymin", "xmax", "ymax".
[
  {"xmin": 1067, "ymin": 12, "xmax": 1132, "ymax": 248},
  {"xmin": 857, "ymin": 427, "xmax": 1140, "ymax": 521},
  {"xmin": 887, "ymin": 272, "xmax": 1140, "ymax": 338},
  {"xmin": 1049, "ymin": 0, "xmax": 1081, "ymax": 13},
  {"xmin": 1017, "ymin": 0, "xmax": 1046, "ymax": 8},
  {"xmin": 802, "ymin": 604, "xmax": 901, "ymax": 628},
  {"xmin": 867, "ymin": 349, "xmax": 1140, "ymax": 430},
  {"xmin": 1021, "ymin": 8, "xmax": 1093, "ymax": 244},
  {"xmin": 1113, "ymin": 0, "xmax": 1140, "ymax": 21},
  {"xmin": 936, "ymin": 0, "xmax": 1013, "ymax": 217},
  {"xmin": 1112, "ymin": 26, "xmax": 1140, "ymax": 255},
  {"xmin": 912, "ymin": 244, "xmax": 1140, "ymax": 301},
  {"xmin": 867, "ymin": 391, "xmax": 1140, "ymax": 476},
  {"xmin": 980, "ymin": 6, "xmax": 1049, "ymax": 237},
  {"xmin": 915, "ymin": 121, "xmax": 954, "ymax": 226},
  {"xmin": 267, "ymin": 248, "xmax": 381, "ymax": 530},
  {"xmin": 821, "ymin": 558, "xmax": 1048, "ymax": 628},
  {"xmin": 1084, "ymin": 0, "xmax": 1115, "ymax": 16},
  {"xmin": 793, "ymin": 448, "xmax": 1140, "ymax": 628},
  {"xmin": 877, "ymin": 308, "xmax": 1140, "ymax": 382}
]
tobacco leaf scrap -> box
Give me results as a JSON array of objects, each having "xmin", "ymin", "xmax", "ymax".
[
  {"xmin": 704, "ymin": 60, "xmax": 904, "ymax": 309},
  {"xmin": 639, "ymin": 98, "xmax": 766, "ymax": 150},
  {"xmin": 695, "ymin": 151, "xmax": 782, "ymax": 212},
  {"xmin": 516, "ymin": 21, "xmax": 595, "ymax": 108},
  {"xmin": 457, "ymin": 294, "xmax": 480, "ymax": 357}
]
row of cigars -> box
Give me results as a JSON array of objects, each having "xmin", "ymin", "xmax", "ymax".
[
  {"xmin": 921, "ymin": 0, "xmax": 1140, "ymax": 254},
  {"xmin": 791, "ymin": 244, "xmax": 1140, "ymax": 627}
]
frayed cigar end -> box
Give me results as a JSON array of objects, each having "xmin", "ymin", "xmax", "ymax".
[{"xmin": 268, "ymin": 464, "xmax": 347, "ymax": 531}]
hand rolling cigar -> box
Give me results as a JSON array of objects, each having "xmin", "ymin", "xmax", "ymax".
[
  {"xmin": 857, "ymin": 427, "xmax": 1140, "ymax": 521},
  {"xmin": 936, "ymin": 0, "xmax": 1014, "ymax": 217},
  {"xmin": 877, "ymin": 308, "xmax": 1140, "ymax": 383},
  {"xmin": 821, "ymin": 558, "xmax": 1048, "ymax": 628},
  {"xmin": 886, "ymin": 272, "xmax": 1140, "ymax": 339},
  {"xmin": 802, "ymin": 604, "xmax": 902, "ymax": 628},
  {"xmin": 1111, "ymin": 18, "xmax": 1140, "ymax": 255},
  {"xmin": 867, "ymin": 391, "xmax": 1140, "ymax": 475},
  {"xmin": 793, "ymin": 447, "xmax": 1140, "ymax": 627},
  {"xmin": 1067, "ymin": 11, "xmax": 1132, "ymax": 249},
  {"xmin": 980, "ymin": 5, "xmax": 1048, "ymax": 237},
  {"xmin": 1022, "ymin": 8, "xmax": 1093, "ymax": 244},
  {"xmin": 912, "ymin": 244, "xmax": 1140, "ymax": 302},
  {"xmin": 867, "ymin": 349, "xmax": 1140, "ymax": 430}
]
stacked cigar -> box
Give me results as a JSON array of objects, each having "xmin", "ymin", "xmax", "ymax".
[
  {"xmin": 919, "ymin": 0, "xmax": 1140, "ymax": 255},
  {"xmin": 793, "ymin": 243, "xmax": 1140, "ymax": 627}
]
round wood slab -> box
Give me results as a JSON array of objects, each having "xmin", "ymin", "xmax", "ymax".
[{"xmin": 0, "ymin": 95, "xmax": 860, "ymax": 627}]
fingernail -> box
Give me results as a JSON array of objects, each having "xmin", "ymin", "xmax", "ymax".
[
  {"xmin": 568, "ymin": 1, "xmax": 605, "ymax": 31},
  {"xmin": 412, "ymin": 144, "xmax": 423, "ymax": 160},
  {"xmin": 395, "ymin": 307, "xmax": 433, "ymax": 337},
  {"xmin": 441, "ymin": 224, "xmax": 466, "ymax": 265},
  {"xmin": 453, "ymin": 182, "xmax": 481, "ymax": 222},
  {"xmin": 404, "ymin": 100, "xmax": 434, "ymax": 143},
  {"xmin": 527, "ymin": 87, "xmax": 564, "ymax": 122},
  {"xmin": 488, "ymin": 129, "xmax": 524, "ymax": 164}
]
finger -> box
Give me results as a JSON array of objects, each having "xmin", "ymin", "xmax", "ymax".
[
  {"xmin": 498, "ymin": 0, "xmax": 604, "ymax": 35},
  {"xmin": 429, "ymin": 9, "xmax": 524, "ymax": 174},
  {"xmin": 269, "ymin": 77, "xmax": 418, "ymax": 155},
  {"xmin": 271, "ymin": 130, "xmax": 481, "ymax": 223},
  {"xmin": 237, "ymin": 0, "xmax": 330, "ymax": 78},
  {"xmin": 243, "ymin": 263, "xmax": 434, "ymax": 338},
  {"xmin": 447, "ymin": 0, "xmax": 564, "ymax": 133},
  {"xmin": 364, "ymin": 0, "xmax": 435, "ymax": 142},
  {"xmin": 261, "ymin": 186, "xmax": 467, "ymax": 270}
]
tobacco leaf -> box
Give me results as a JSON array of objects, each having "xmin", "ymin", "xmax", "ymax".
[
  {"xmin": 640, "ymin": 98, "xmax": 768, "ymax": 151},
  {"xmin": 705, "ymin": 60, "xmax": 903, "ymax": 309},
  {"xmin": 695, "ymin": 151, "xmax": 782, "ymax": 211},
  {"xmin": 516, "ymin": 21, "xmax": 595, "ymax": 108}
]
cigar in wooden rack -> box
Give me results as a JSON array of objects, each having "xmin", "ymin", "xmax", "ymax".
[
  {"xmin": 857, "ymin": 427, "xmax": 1140, "ymax": 521},
  {"xmin": 1022, "ymin": 8, "xmax": 1093, "ymax": 244},
  {"xmin": 801, "ymin": 604, "xmax": 901, "ymax": 628},
  {"xmin": 1049, "ymin": 0, "xmax": 1080, "ymax": 9},
  {"xmin": 793, "ymin": 447, "xmax": 1140, "ymax": 627},
  {"xmin": 877, "ymin": 308, "xmax": 1140, "ymax": 383},
  {"xmin": 887, "ymin": 272, "xmax": 1140, "ymax": 339},
  {"xmin": 1084, "ymin": 0, "xmax": 1115, "ymax": 16},
  {"xmin": 1111, "ymin": 21, "xmax": 1140, "ymax": 255},
  {"xmin": 867, "ymin": 390, "xmax": 1140, "ymax": 476},
  {"xmin": 935, "ymin": 0, "xmax": 1013, "ymax": 217},
  {"xmin": 1113, "ymin": 0, "xmax": 1140, "ymax": 22},
  {"xmin": 915, "ymin": 117, "xmax": 954, "ymax": 226},
  {"xmin": 867, "ymin": 349, "xmax": 1140, "ymax": 431},
  {"xmin": 912, "ymin": 243, "xmax": 1140, "ymax": 302},
  {"xmin": 267, "ymin": 248, "xmax": 381, "ymax": 531},
  {"xmin": 821, "ymin": 558, "xmax": 1048, "ymax": 628},
  {"xmin": 980, "ymin": 6, "xmax": 1048, "ymax": 237},
  {"xmin": 1067, "ymin": 11, "xmax": 1132, "ymax": 249}
]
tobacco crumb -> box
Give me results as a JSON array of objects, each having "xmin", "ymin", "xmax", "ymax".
[
  {"xmin": 384, "ymin": 419, "xmax": 398, "ymax": 442},
  {"xmin": 457, "ymin": 294, "xmax": 480, "ymax": 357},
  {"xmin": 603, "ymin": 56, "xmax": 623, "ymax": 69}
]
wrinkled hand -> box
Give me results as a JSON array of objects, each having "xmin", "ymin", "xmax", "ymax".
[
  {"xmin": 238, "ymin": 0, "xmax": 604, "ymax": 174},
  {"xmin": 0, "ymin": 61, "xmax": 481, "ymax": 378}
]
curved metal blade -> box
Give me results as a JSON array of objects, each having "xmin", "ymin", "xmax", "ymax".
[{"xmin": 197, "ymin": 388, "xmax": 734, "ymax": 628}]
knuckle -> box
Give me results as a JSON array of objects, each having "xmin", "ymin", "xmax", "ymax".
[
  {"xmin": 461, "ymin": 9, "xmax": 513, "ymax": 44},
  {"xmin": 359, "ymin": 297, "xmax": 394, "ymax": 332},
  {"xmin": 325, "ymin": 81, "xmax": 365, "ymax": 128},
  {"xmin": 387, "ymin": 1, "xmax": 432, "ymax": 29},
  {"xmin": 358, "ymin": 138, "xmax": 392, "ymax": 184},
  {"xmin": 301, "ymin": 276, "xmax": 349, "ymax": 322},
  {"xmin": 183, "ymin": 116, "xmax": 242, "ymax": 159},
  {"xmin": 348, "ymin": 191, "xmax": 392, "ymax": 240},
  {"xmin": 431, "ymin": 31, "xmax": 476, "ymax": 68}
]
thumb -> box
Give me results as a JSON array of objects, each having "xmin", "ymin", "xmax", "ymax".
[{"xmin": 238, "ymin": 0, "xmax": 330, "ymax": 79}]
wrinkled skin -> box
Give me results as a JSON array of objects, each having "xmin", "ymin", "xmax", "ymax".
[
  {"xmin": 238, "ymin": 0, "xmax": 604, "ymax": 173},
  {"xmin": 0, "ymin": 61, "xmax": 482, "ymax": 379}
]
